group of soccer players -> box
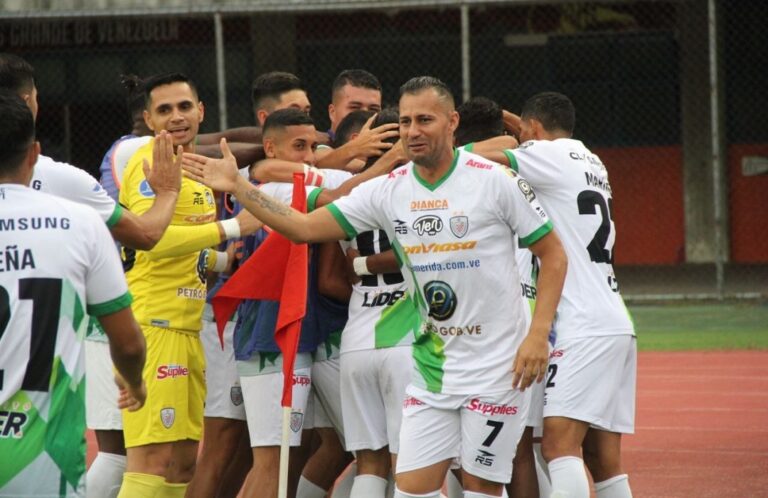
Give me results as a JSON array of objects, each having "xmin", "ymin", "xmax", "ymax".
[{"xmin": 0, "ymin": 51, "xmax": 636, "ymax": 498}]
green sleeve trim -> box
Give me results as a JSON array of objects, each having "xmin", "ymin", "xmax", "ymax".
[
  {"xmin": 464, "ymin": 142, "xmax": 474, "ymax": 152},
  {"xmin": 519, "ymin": 220, "xmax": 553, "ymax": 248},
  {"xmin": 87, "ymin": 291, "xmax": 133, "ymax": 317},
  {"xmin": 505, "ymin": 150, "xmax": 519, "ymax": 173},
  {"xmin": 324, "ymin": 203, "xmax": 358, "ymax": 240},
  {"xmin": 106, "ymin": 203, "xmax": 123, "ymax": 228},
  {"xmin": 307, "ymin": 188, "xmax": 323, "ymax": 213}
]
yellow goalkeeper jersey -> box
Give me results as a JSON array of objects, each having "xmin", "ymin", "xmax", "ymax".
[{"xmin": 119, "ymin": 139, "xmax": 217, "ymax": 332}]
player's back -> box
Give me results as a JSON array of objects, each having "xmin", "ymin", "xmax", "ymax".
[
  {"xmin": 0, "ymin": 185, "xmax": 123, "ymax": 497},
  {"xmin": 508, "ymin": 139, "xmax": 634, "ymax": 339}
]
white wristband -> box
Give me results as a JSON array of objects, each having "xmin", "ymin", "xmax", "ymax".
[
  {"xmin": 211, "ymin": 250, "xmax": 229, "ymax": 273},
  {"xmin": 220, "ymin": 218, "xmax": 241, "ymax": 240},
  {"xmin": 353, "ymin": 256, "xmax": 372, "ymax": 276}
]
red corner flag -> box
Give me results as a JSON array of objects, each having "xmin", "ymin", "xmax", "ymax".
[{"xmin": 212, "ymin": 174, "xmax": 308, "ymax": 407}]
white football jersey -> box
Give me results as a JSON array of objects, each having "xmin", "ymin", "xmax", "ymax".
[
  {"xmin": 0, "ymin": 185, "xmax": 131, "ymax": 497},
  {"xmin": 328, "ymin": 149, "xmax": 552, "ymax": 395},
  {"xmin": 505, "ymin": 139, "xmax": 634, "ymax": 340},
  {"xmin": 31, "ymin": 155, "xmax": 121, "ymax": 227}
]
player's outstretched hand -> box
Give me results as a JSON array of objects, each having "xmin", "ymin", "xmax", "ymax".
[
  {"xmin": 182, "ymin": 138, "xmax": 240, "ymax": 193},
  {"xmin": 115, "ymin": 374, "xmax": 147, "ymax": 412},
  {"xmin": 511, "ymin": 332, "xmax": 549, "ymax": 391},
  {"xmin": 144, "ymin": 130, "xmax": 182, "ymax": 195}
]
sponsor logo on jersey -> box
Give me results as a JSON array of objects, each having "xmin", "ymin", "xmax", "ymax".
[
  {"xmin": 402, "ymin": 240, "xmax": 477, "ymax": 255},
  {"xmin": 393, "ymin": 219, "xmax": 408, "ymax": 235},
  {"xmin": 449, "ymin": 216, "xmax": 469, "ymax": 238},
  {"xmin": 403, "ymin": 396, "xmax": 425, "ymax": 409},
  {"xmin": 435, "ymin": 325, "xmax": 482, "ymax": 336},
  {"xmin": 424, "ymin": 280, "xmax": 456, "ymax": 321},
  {"xmin": 549, "ymin": 349, "xmax": 564, "ymax": 359},
  {"xmin": 517, "ymin": 178, "xmax": 536, "ymax": 202},
  {"xmin": 290, "ymin": 411, "xmax": 304, "ymax": 433},
  {"xmin": 160, "ymin": 407, "xmax": 175, "ymax": 428},
  {"xmin": 177, "ymin": 287, "xmax": 206, "ymax": 300},
  {"xmin": 475, "ymin": 449, "xmax": 495, "ymax": 466},
  {"xmin": 138, "ymin": 179, "xmax": 155, "ymax": 198},
  {"xmin": 183, "ymin": 213, "xmax": 217, "ymax": 223},
  {"xmin": 412, "ymin": 215, "xmax": 443, "ymax": 236},
  {"xmin": 362, "ymin": 290, "xmax": 405, "ymax": 307},
  {"xmin": 468, "ymin": 398, "xmax": 518, "ymax": 416},
  {"xmin": 466, "ymin": 158, "xmax": 493, "ymax": 170},
  {"xmin": 410, "ymin": 199, "xmax": 449, "ymax": 211},
  {"xmin": 0, "ymin": 410, "xmax": 29, "ymax": 438},
  {"xmin": 230, "ymin": 386, "xmax": 244, "ymax": 406},
  {"xmin": 292, "ymin": 374, "xmax": 311, "ymax": 387},
  {"xmin": 157, "ymin": 364, "xmax": 189, "ymax": 379}
]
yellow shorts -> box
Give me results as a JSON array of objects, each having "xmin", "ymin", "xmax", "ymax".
[{"xmin": 122, "ymin": 325, "xmax": 206, "ymax": 447}]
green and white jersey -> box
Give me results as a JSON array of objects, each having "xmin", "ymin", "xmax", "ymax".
[
  {"xmin": 340, "ymin": 230, "xmax": 416, "ymax": 354},
  {"xmin": 0, "ymin": 185, "xmax": 131, "ymax": 498},
  {"xmin": 505, "ymin": 139, "xmax": 634, "ymax": 340},
  {"xmin": 327, "ymin": 149, "xmax": 552, "ymax": 395}
]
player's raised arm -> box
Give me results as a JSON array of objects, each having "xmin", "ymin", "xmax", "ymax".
[{"xmin": 183, "ymin": 138, "xmax": 346, "ymax": 243}]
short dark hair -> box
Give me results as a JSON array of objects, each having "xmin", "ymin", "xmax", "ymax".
[
  {"xmin": 332, "ymin": 110, "xmax": 376, "ymax": 148},
  {"xmin": 363, "ymin": 107, "xmax": 400, "ymax": 170},
  {"xmin": 0, "ymin": 53, "xmax": 35, "ymax": 94},
  {"xmin": 520, "ymin": 92, "xmax": 575, "ymax": 135},
  {"xmin": 455, "ymin": 97, "xmax": 504, "ymax": 146},
  {"xmin": 331, "ymin": 69, "xmax": 381, "ymax": 100},
  {"xmin": 0, "ymin": 89, "xmax": 35, "ymax": 175},
  {"xmin": 121, "ymin": 74, "xmax": 147, "ymax": 120},
  {"xmin": 251, "ymin": 71, "xmax": 304, "ymax": 112},
  {"xmin": 399, "ymin": 76, "xmax": 455, "ymax": 109},
  {"xmin": 263, "ymin": 108, "xmax": 315, "ymax": 138},
  {"xmin": 143, "ymin": 72, "xmax": 198, "ymax": 107}
]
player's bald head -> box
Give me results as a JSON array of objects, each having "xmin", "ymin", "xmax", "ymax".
[{"xmin": 399, "ymin": 76, "xmax": 455, "ymax": 115}]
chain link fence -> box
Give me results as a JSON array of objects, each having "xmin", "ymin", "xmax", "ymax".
[{"xmin": 2, "ymin": 0, "xmax": 766, "ymax": 301}]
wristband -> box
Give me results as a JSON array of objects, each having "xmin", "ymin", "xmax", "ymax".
[
  {"xmin": 353, "ymin": 256, "xmax": 372, "ymax": 276},
  {"xmin": 210, "ymin": 251, "xmax": 229, "ymax": 272},
  {"xmin": 303, "ymin": 164, "xmax": 325, "ymax": 187},
  {"xmin": 220, "ymin": 218, "xmax": 241, "ymax": 240}
]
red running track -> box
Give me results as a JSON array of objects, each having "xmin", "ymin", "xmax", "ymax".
[{"xmin": 87, "ymin": 351, "xmax": 768, "ymax": 497}]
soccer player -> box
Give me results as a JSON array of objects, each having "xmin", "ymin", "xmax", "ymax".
[
  {"xmin": 501, "ymin": 93, "xmax": 636, "ymax": 498},
  {"xmin": 117, "ymin": 73, "xmax": 258, "ymax": 498},
  {"xmin": 0, "ymin": 90, "xmax": 146, "ymax": 497},
  {"xmin": 252, "ymin": 71, "xmax": 312, "ymax": 126},
  {"xmin": 327, "ymin": 69, "xmax": 383, "ymax": 140},
  {"xmin": 182, "ymin": 76, "xmax": 568, "ymax": 498}
]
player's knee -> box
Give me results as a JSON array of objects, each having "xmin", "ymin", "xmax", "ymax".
[
  {"xmin": 356, "ymin": 447, "xmax": 391, "ymax": 477},
  {"xmin": 461, "ymin": 472, "xmax": 503, "ymax": 496}
]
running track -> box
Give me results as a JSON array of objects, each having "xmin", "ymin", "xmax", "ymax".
[{"xmin": 87, "ymin": 351, "xmax": 768, "ymax": 497}]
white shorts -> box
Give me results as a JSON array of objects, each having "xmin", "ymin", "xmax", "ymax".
[
  {"xmin": 340, "ymin": 347, "xmax": 411, "ymax": 453},
  {"xmin": 85, "ymin": 340, "xmax": 122, "ymax": 430},
  {"xmin": 240, "ymin": 354, "xmax": 313, "ymax": 447},
  {"xmin": 396, "ymin": 385, "xmax": 528, "ymax": 484},
  {"xmin": 310, "ymin": 356, "xmax": 343, "ymax": 435},
  {"xmin": 201, "ymin": 318, "xmax": 246, "ymax": 420},
  {"xmin": 544, "ymin": 334, "xmax": 637, "ymax": 433}
]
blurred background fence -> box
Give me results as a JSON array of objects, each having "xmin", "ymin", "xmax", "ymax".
[{"xmin": 1, "ymin": 0, "xmax": 766, "ymax": 302}]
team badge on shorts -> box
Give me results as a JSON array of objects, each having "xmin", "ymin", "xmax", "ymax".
[
  {"xmin": 160, "ymin": 407, "xmax": 176, "ymax": 429},
  {"xmin": 230, "ymin": 386, "xmax": 243, "ymax": 406},
  {"xmin": 290, "ymin": 411, "xmax": 304, "ymax": 433},
  {"xmin": 449, "ymin": 216, "xmax": 469, "ymax": 238}
]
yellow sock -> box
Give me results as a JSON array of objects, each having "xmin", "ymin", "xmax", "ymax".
[
  {"xmin": 116, "ymin": 472, "xmax": 165, "ymax": 498},
  {"xmin": 156, "ymin": 481, "xmax": 189, "ymax": 498}
]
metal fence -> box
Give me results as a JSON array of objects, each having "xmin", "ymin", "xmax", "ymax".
[{"xmin": 2, "ymin": 0, "xmax": 766, "ymax": 300}]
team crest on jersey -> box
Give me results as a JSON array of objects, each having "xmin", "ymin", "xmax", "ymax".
[
  {"xmin": 230, "ymin": 386, "xmax": 244, "ymax": 406},
  {"xmin": 160, "ymin": 407, "xmax": 175, "ymax": 428},
  {"xmin": 205, "ymin": 190, "xmax": 214, "ymax": 206},
  {"xmin": 139, "ymin": 179, "xmax": 155, "ymax": 198},
  {"xmin": 517, "ymin": 179, "xmax": 536, "ymax": 202},
  {"xmin": 449, "ymin": 216, "xmax": 469, "ymax": 238},
  {"xmin": 290, "ymin": 411, "xmax": 304, "ymax": 433}
]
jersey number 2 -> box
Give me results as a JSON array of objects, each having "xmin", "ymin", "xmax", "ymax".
[
  {"xmin": 577, "ymin": 190, "xmax": 614, "ymax": 264},
  {"xmin": 0, "ymin": 278, "xmax": 62, "ymax": 391}
]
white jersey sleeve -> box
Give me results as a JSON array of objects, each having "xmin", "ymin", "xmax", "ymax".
[
  {"xmin": 31, "ymin": 155, "xmax": 122, "ymax": 227},
  {"xmin": 319, "ymin": 169, "xmax": 353, "ymax": 189}
]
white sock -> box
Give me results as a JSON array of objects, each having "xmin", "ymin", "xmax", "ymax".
[
  {"xmin": 331, "ymin": 462, "xmax": 356, "ymax": 498},
  {"xmin": 464, "ymin": 492, "xmax": 502, "ymax": 498},
  {"xmin": 86, "ymin": 452, "xmax": 126, "ymax": 498},
  {"xmin": 595, "ymin": 474, "xmax": 632, "ymax": 498},
  {"xmin": 351, "ymin": 474, "xmax": 388, "ymax": 498},
  {"xmin": 548, "ymin": 456, "xmax": 590, "ymax": 498},
  {"xmin": 297, "ymin": 476, "xmax": 327, "ymax": 498},
  {"xmin": 533, "ymin": 443, "xmax": 552, "ymax": 497},
  {"xmin": 445, "ymin": 471, "xmax": 463, "ymax": 498},
  {"xmin": 393, "ymin": 486, "xmax": 441, "ymax": 498}
]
